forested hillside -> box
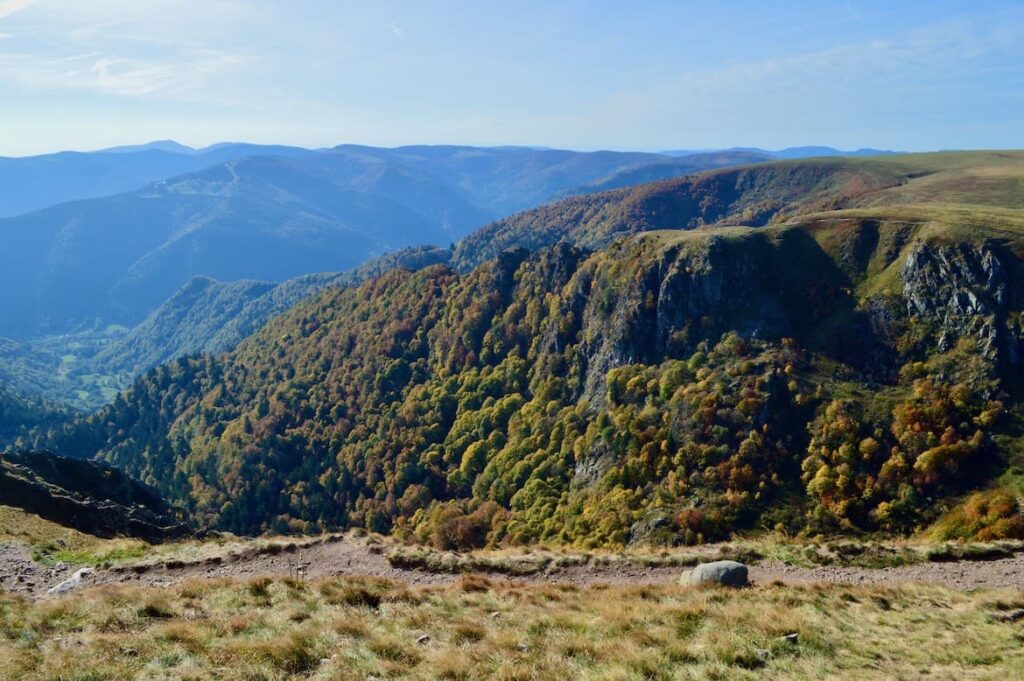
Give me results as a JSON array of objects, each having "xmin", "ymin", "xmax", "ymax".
[
  {"xmin": 0, "ymin": 383, "xmax": 69, "ymax": 447},
  {"xmin": 94, "ymin": 246, "xmax": 455, "ymax": 380},
  {"xmin": 44, "ymin": 191, "xmax": 1024, "ymax": 546},
  {"xmin": 0, "ymin": 247, "xmax": 452, "ymax": 411}
]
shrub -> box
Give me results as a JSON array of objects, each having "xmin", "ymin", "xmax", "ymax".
[
  {"xmin": 929, "ymin": 489, "xmax": 1024, "ymax": 541},
  {"xmin": 429, "ymin": 501, "xmax": 508, "ymax": 550}
]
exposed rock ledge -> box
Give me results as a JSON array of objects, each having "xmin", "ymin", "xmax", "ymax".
[{"xmin": 0, "ymin": 450, "xmax": 193, "ymax": 543}]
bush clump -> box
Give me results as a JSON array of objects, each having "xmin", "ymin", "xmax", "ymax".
[{"xmin": 929, "ymin": 489, "xmax": 1024, "ymax": 542}]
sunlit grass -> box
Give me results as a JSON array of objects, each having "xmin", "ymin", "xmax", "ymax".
[{"xmin": 2, "ymin": 574, "xmax": 1023, "ymax": 679}]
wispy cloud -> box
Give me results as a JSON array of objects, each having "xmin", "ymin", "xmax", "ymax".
[
  {"xmin": 0, "ymin": 1, "xmax": 250, "ymax": 101},
  {"xmin": 601, "ymin": 14, "xmax": 1024, "ymax": 113},
  {"xmin": 69, "ymin": 19, "xmax": 136, "ymax": 41},
  {"xmin": 389, "ymin": 23, "xmax": 404, "ymax": 39},
  {"xmin": 89, "ymin": 57, "xmax": 174, "ymax": 95},
  {"xmin": 0, "ymin": 0, "xmax": 32, "ymax": 19},
  {"xmin": 0, "ymin": 48, "xmax": 247, "ymax": 98},
  {"xmin": 0, "ymin": 32, "xmax": 13, "ymax": 39}
]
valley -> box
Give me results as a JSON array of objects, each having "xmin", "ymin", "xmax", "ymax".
[
  {"xmin": 2, "ymin": 2, "xmax": 1021, "ymax": 678},
  {"xmin": 0, "ymin": 145, "xmax": 768, "ymax": 411},
  {"xmin": 19, "ymin": 151, "xmax": 1020, "ymax": 551}
]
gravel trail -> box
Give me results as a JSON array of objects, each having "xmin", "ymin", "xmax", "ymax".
[{"xmin": 4, "ymin": 537, "xmax": 1024, "ymax": 599}]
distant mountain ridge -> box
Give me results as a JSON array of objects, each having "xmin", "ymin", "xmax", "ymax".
[
  {"xmin": 0, "ymin": 140, "xmax": 890, "ymax": 220},
  {"xmin": 0, "ymin": 143, "xmax": 313, "ymax": 218},
  {"xmin": 99, "ymin": 140, "xmax": 205, "ymax": 155},
  {"xmin": 329, "ymin": 145, "xmax": 770, "ymax": 216},
  {"xmin": 0, "ymin": 153, "xmax": 487, "ymax": 338},
  {"xmin": 0, "ymin": 145, "xmax": 764, "ymax": 340},
  {"xmin": 660, "ymin": 145, "xmax": 901, "ymax": 158}
]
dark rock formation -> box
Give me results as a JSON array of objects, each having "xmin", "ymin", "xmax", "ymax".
[
  {"xmin": 577, "ymin": 230, "xmax": 845, "ymax": 406},
  {"xmin": 899, "ymin": 240, "xmax": 1024, "ymax": 391},
  {"xmin": 0, "ymin": 451, "xmax": 192, "ymax": 542}
]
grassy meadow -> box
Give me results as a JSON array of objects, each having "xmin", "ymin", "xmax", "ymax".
[{"xmin": 2, "ymin": 574, "xmax": 1024, "ymax": 680}]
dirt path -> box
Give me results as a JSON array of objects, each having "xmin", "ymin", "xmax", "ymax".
[
  {"xmin": 752, "ymin": 556, "xmax": 1024, "ymax": 591},
  {"xmin": 3, "ymin": 537, "xmax": 1024, "ymax": 600}
]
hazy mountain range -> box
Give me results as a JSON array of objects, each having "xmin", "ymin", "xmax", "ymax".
[
  {"xmin": 0, "ymin": 143, "xmax": 313, "ymax": 218},
  {"xmin": 660, "ymin": 145, "xmax": 901, "ymax": 159}
]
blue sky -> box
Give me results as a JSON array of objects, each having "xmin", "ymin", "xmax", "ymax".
[{"xmin": 0, "ymin": 0, "xmax": 1021, "ymax": 155}]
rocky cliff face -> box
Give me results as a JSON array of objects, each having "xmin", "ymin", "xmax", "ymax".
[
  {"xmin": 901, "ymin": 240, "xmax": 1023, "ymax": 377},
  {"xmin": 0, "ymin": 451, "xmax": 193, "ymax": 542},
  {"xmin": 562, "ymin": 222, "xmax": 1024, "ymax": 412},
  {"xmin": 569, "ymin": 229, "xmax": 846, "ymax": 407}
]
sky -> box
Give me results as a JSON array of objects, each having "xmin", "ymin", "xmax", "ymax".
[{"xmin": 0, "ymin": 0, "xmax": 1021, "ymax": 156}]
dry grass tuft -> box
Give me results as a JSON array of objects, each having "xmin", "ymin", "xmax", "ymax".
[
  {"xmin": 368, "ymin": 633, "xmax": 422, "ymax": 666},
  {"xmin": 229, "ymin": 631, "xmax": 322, "ymax": 674},
  {"xmin": 319, "ymin": 581, "xmax": 382, "ymax": 609},
  {"xmin": 457, "ymin": 573, "xmax": 494, "ymax": 592}
]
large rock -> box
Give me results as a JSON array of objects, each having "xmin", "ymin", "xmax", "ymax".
[{"xmin": 684, "ymin": 560, "xmax": 749, "ymax": 587}]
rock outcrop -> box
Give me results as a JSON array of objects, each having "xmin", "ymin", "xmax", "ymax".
[
  {"xmin": 901, "ymin": 240, "xmax": 1023, "ymax": 374},
  {"xmin": 0, "ymin": 451, "xmax": 192, "ymax": 542},
  {"xmin": 576, "ymin": 229, "xmax": 845, "ymax": 407}
]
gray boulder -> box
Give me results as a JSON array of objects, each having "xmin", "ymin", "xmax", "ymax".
[{"xmin": 683, "ymin": 560, "xmax": 749, "ymax": 587}]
